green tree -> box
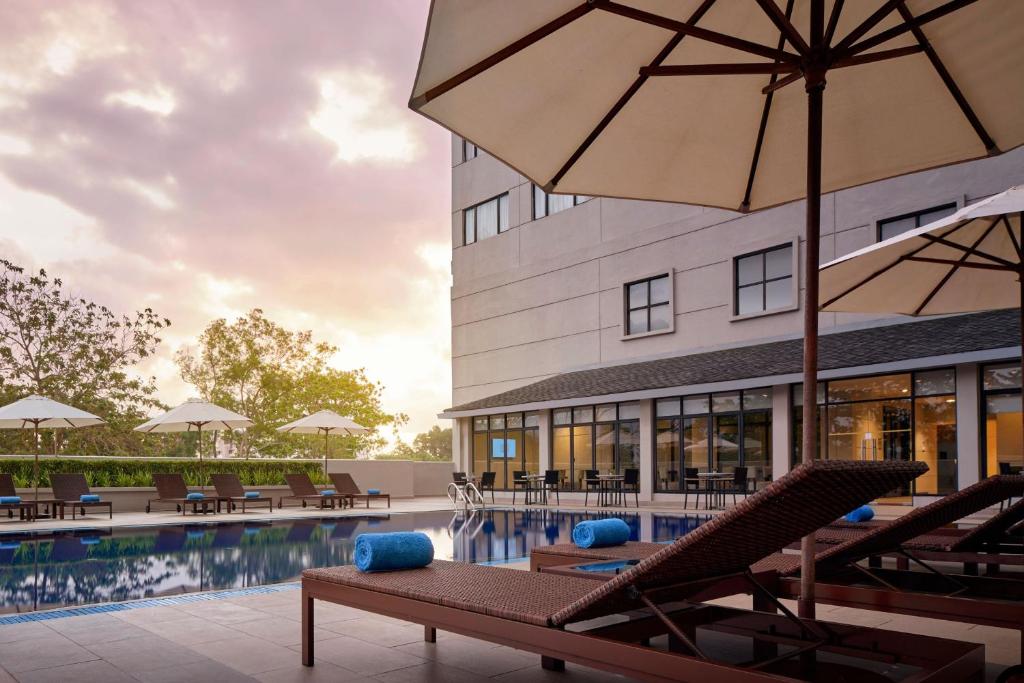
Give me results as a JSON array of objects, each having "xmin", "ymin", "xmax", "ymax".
[
  {"xmin": 176, "ymin": 309, "xmax": 402, "ymax": 458},
  {"xmin": 0, "ymin": 259, "xmax": 169, "ymax": 455},
  {"xmin": 412, "ymin": 425, "xmax": 452, "ymax": 461}
]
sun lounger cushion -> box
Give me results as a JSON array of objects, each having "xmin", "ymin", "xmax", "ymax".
[
  {"xmin": 320, "ymin": 489, "xmax": 336, "ymax": 496},
  {"xmin": 186, "ymin": 492, "xmax": 205, "ymax": 501},
  {"xmin": 366, "ymin": 488, "xmax": 381, "ymax": 495},
  {"xmin": 80, "ymin": 494, "xmax": 100, "ymax": 503},
  {"xmin": 0, "ymin": 496, "xmax": 21, "ymax": 504},
  {"xmin": 355, "ymin": 532, "xmax": 434, "ymax": 572},
  {"xmin": 244, "ymin": 491, "xmax": 260, "ymax": 499},
  {"xmin": 572, "ymin": 519, "xmax": 630, "ymax": 548},
  {"xmin": 844, "ymin": 505, "xmax": 874, "ymax": 522}
]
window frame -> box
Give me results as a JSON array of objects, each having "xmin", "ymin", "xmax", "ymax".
[
  {"xmin": 980, "ymin": 361, "xmax": 1022, "ymax": 479},
  {"xmin": 532, "ymin": 184, "xmax": 592, "ymax": 220},
  {"xmin": 471, "ymin": 412, "xmax": 540, "ymax": 490},
  {"xmin": 462, "ymin": 138, "xmax": 478, "ymax": 162},
  {"xmin": 462, "ymin": 193, "xmax": 510, "ymax": 246},
  {"xmin": 622, "ymin": 272, "xmax": 674, "ymax": 339},
  {"xmin": 876, "ymin": 202, "xmax": 957, "ymax": 243},
  {"xmin": 731, "ymin": 240, "xmax": 798, "ymax": 320},
  {"xmin": 551, "ymin": 403, "xmax": 641, "ymax": 490}
]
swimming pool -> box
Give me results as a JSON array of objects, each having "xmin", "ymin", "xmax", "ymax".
[{"xmin": 0, "ymin": 508, "xmax": 709, "ymax": 614}]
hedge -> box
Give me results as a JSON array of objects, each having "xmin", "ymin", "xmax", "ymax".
[{"xmin": 0, "ymin": 458, "xmax": 329, "ymax": 488}]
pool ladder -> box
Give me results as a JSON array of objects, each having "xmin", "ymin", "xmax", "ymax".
[{"xmin": 447, "ymin": 481, "xmax": 485, "ymax": 513}]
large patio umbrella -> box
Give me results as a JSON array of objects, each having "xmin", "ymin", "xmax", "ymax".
[
  {"xmin": 135, "ymin": 398, "xmax": 253, "ymax": 486},
  {"xmin": 0, "ymin": 395, "xmax": 104, "ymax": 498},
  {"xmin": 408, "ymin": 0, "xmax": 1024, "ymax": 616},
  {"xmin": 277, "ymin": 410, "xmax": 369, "ymax": 474},
  {"xmin": 820, "ymin": 185, "xmax": 1024, "ymax": 469}
]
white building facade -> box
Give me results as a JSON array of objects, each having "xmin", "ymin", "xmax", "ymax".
[{"xmin": 443, "ymin": 137, "xmax": 1024, "ymax": 505}]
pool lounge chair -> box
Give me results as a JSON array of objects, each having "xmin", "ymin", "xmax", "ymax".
[
  {"xmin": 328, "ymin": 472, "xmax": 389, "ymax": 508},
  {"xmin": 301, "ymin": 461, "xmax": 984, "ymax": 681},
  {"xmin": 211, "ymin": 473, "xmax": 274, "ymax": 513},
  {"xmin": 0, "ymin": 473, "xmax": 34, "ymax": 521},
  {"xmin": 147, "ymin": 473, "xmax": 216, "ymax": 515},
  {"xmin": 279, "ymin": 473, "xmax": 351, "ymax": 510},
  {"xmin": 50, "ymin": 473, "xmax": 112, "ymax": 520}
]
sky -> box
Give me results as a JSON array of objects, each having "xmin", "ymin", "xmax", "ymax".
[{"xmin": 0, "ymin": 0, "xmax": 452, "ymax": 448}]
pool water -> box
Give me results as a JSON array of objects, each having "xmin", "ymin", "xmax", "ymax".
[{"xmin": 0, "ymin": 508, "xmax": 709, "ymax": 614}]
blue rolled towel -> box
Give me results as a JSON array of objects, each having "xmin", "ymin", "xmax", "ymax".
[
  {"xmin": 320, "ymin": 489, "xmax": 337, "ymax": 496},
  {"xmin": 185, "ymin": 492, "xmax": 205, "ymax": 501},
  {"xmin": 244, "ymin": 491, "xmax": 260, "ymax": 499},
  {"xmin": 80, "ymin": 494, "xmax": 100, "ymax": 503},
  {"xmin": 572, "ymin": 519, "xmax": 631, "ymax": 549},
  {"xmin": 0, "ymin": 496, "xmax": 21, "ymax": 504},
  {"xmin": 844, "ymin": 505, "xmax": 875, "ymax": 523},
  {"xmin": 355, "ymin": 532, "xmax": 433, "ymax": 572},
  {"xmin": 366, "ymin": 488, "xmax": 381, "ymax": 495}
]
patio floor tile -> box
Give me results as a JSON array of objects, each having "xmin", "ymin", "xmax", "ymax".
[
  {"xmin": 136, "ymin": 615, "xmax": 242, "ymax": 646},
  {"xmin": 187, "ymin": 635, "xmax": 300, "ymax": 676},
  {"xmin": 372, "ymin": 660, "xmax": 493, "ymax": 683},
  {"xmin": 394, "ymin": 641, "xmax": 538, "ymax": 678},
  {"xmin": 252, "ymin": 661, "xmax": 373, "ymax": 683},
  {"xmin": 321, "ymin": 617, "xmax": 425, "ymax": 647},
  {"xmin": 132, "ymin": 660, "xmax": 260, "ymax": 683},
  {"xmin": 11, "ymin": 659, "xmax": 137, "ymax": 683},
  {"xmin": 0, "ymin": 634, "xmax": 97, "ymax": 673},
  {"xmin": 44, "ymin": 614, "xmax": 152, "ymax": 647},
  {"xmin": 84, "ymin": 634, "xmax": 207, "ymax": 673},
  {"xmin": 299, "ymin": 635, "xmax": 424, "ymax": 675}
]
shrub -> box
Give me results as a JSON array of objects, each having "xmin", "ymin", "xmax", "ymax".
[{"xmin": 0, "ymin": 458, "xmax": 329, "ymax": 488}]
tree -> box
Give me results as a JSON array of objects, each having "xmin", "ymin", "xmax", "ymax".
[
  {"xmin": 176, "ymin": 309, "xmax": 402, "ymax": 458},
  {"xmin": 0, "ymin": 259, "xmax": 169, "ymax": 455},
  {"xmin": 412, "ymin": 425, "xmax": 452, "ymax": 461}
]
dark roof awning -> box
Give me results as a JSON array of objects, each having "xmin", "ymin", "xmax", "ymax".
[{"xmin": 444, "ymin": 310, "xmax": 1019, "ymax": 416}]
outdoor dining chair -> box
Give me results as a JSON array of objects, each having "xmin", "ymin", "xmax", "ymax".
[
  {"xmin": 477, "ymin": 471, "xmax": 496, "ymax": 503},
  {"xmin": 681, "ymin": 467, "xmax": 705, "ymax": 510},
  {"xmin": 723, "ymin": 465, "xmax": 750, "ymax": 506},
  {"xmin": 622, "ymin": 468, "xmax": 640, "ymax": 508},
  {"xmin": 581, "ymin": 470, "xmax": 600, "ymax": 506},
  {"xmin": 542, "ymin": 469, "xmax": 560, "ymax": 505},
  {"xmin": 510, "ymin": 470, "xmax": 529, "ymax": 505}
]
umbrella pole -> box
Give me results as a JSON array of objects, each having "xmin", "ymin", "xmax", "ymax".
[
  {"xmin": 197, "ymin": 424, "xmax": 203, "ymax": 491},
  {"xmin": 33, "ymin": 422, "xmax": 40, "ymax": 501},
  {"xmin": 324, "ymin": 429, "xmax": 329, "ymax": 476}
]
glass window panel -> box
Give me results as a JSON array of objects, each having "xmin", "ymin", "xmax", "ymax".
[
  {"xmin": 548, "ymin": 193, "xmax": 574, "ymax": 214},
  {"xmin": 683, "ymin": 416, "xmax": 710, "ymax": 471},
  {"xmin": 628, "ymin": 282, "xmax": 648, "ymax": 309},
  {"xmin": 649, "ymin": 304, "xmax": 671, "ymax": 331},
  {"xmin": 573, "ymin": 425, "xmax": 593, "ymax": 488},
  {"xmin": 736, "ymin": 254, "xmax": 763, "ymax": 286},
  {"xmin": 552, "ymin": 427, "xmax": 572, "ymax": 489},
  {"xmin": 764, "ymin": 277, "xmax": 792, "ymax": 310},
  {"xmin": 743, "ymin": 411, "xmax": 771, "ymax": 484},
  {"xmin": 764, "ymin": 245, "xmax": 792, "ymax": 279},
  {"xmin": 553, "ymin": 408, "xmax": 572, "ymax": 426},
  {"xmin": 573, "ymin": 406, "xmax": 594, "ymax": 424},
  {"xmin": 737, "ymin": 284, "xmax": 763, "ymax": 315},
  {"xmin": 914, "ymin": 396, "xmax": 957, "ymax": 494},
  {"xmin": 743, "ymin": 389, "xmax": 772, "ymax": 411},
  {"xmin": 595, "ymin": 424, "xmax": 615, "ymax": 474},
  {"xmin": 575, "ymin": 195, "xmax": 592, "ymax": 204},
  {"xmin": 524, "ymin": 428, "xmax": 540, "ymax": 474},
  {"xmin": 792, "ymin": 382, "xmax": 825, "ymax": 407},
  {"xmin": 533, "ymin": 185, "xmax": 546, "ymax": 219},
  {"xmin": 828, "ymin": 374, "xmax": 911, "ymax": 402},
  {"xmin": 983, "ymin": 364, "xmax": 1021, "ymax": 390},
  {"xmin": 917, "ymin": 204, "xmax": 956, "ymax": 228},
  {"xmin": 656, "ymin": 399, "xmax": 680, "ymax": 417},
  {"xmin": 524, "ymin": 411, "xmax": 540, "ymax": 428},
  {"xmin": 879, "ymin": 215, "xmax": 916, "ymax": 241},
  {"xmin": 649, "ymin": 275, "xmax": 671, "ymax": 304},
  {"xmin": 656, "ymin": 418, "xmax": 681, "ymax": 491},
  {"xmin": 473, "ymin": 417, "xmax": 488, "ymax": 432},
  {"xmin": 683, "ymin": 395, "xmax": 710, "ymax": 415},
  {"xmin": 826, "ymin": 400, "xmax": 912, "ymax": 468},
  {"xmin": 712, "ymin": 391, "xmax": 741, "ymax": 413},
  {"xmin": 628, "ymin": 309, "xmax": 648, "ymax": 334},
  {"xmin": 476, "ymin": 198, "xmax": 498, "ymax": 240},
  {"xmin": 595, "ymin": 404, "xmax": 617, "ymax": 422},
  {"xmin": 497, "ymin": 193, "xmax": 509, "ymax": 231},
  {"xmin": 473, "ymin": 433, "xmax": 488, "ymax": 477},
  {"xmin": 617, "ymin": 421, "xmax": 641, "ymax": 472},
  {"xmin": 618, "ymin": 402, "xmax": 640, "ymax": 420},
  {"xmin": 915, "ymin": 369, "xmax": 955, "ymax": 396},
  {"xmin": 714, "ymin": 414, "xmax": 741, "ymax": 472},
  {"xmin": 985, "ymin": 393, "xmax": 1022, "ymax": 476},
  {"xmin": 464, "ymin": 210, "xmax": 475, "ymax": 245},
  {"xmin": 489, "ymin": 415, "xmax": 505, "ymax": 430},
  {"xmin": 505, "ymin": 413, "xmax": 523, "ymax": 429}
]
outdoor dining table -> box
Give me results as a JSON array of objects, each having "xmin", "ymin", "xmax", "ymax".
[
  {"xmin": 696, "ymin": 472, "xmax": 733, "ymax": 511},
  {"xmin": 592, "ymin": 474, "xmax": 624, "ymax": 508},
  {"xmin": 524, "ymin": 473, "xmax": 545, "ymax": 505}
]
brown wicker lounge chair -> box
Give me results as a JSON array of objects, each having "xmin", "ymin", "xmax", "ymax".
[
  {"xmin": 50, "ymin": 473, "xmax": 112, "ymax": 520},
  {"xmin": 146, "ymin": 473, "xmax": 216, "ymax": 515},
  {"xmin": 0, "ymin": 473, "xmax": 34, "ymax": 521},
  {"xmin": 279, "ymin": 473, "xmax": 351, "ymax": 510},
  {"xmin": 210, "ymin": 473, "xmax": 274, "ymax": 513},
  {"xmin": 302, "ymin": 461, "xmax": 983, "ymax": 681},
  {"xmin": 328, "ymin": 472, "xmax": 389, "ymax": 508}
]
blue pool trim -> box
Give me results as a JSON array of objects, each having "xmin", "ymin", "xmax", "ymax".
[{"xmin": 0, "ymin": 582, "xmax": 300, "ymax": 625}]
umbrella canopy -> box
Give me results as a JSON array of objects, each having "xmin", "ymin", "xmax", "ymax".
[
  {"xmin": 820, "ymin": 185, "xmax": 1023, "ymax": 315},
  {"xmin": 0, "ymin": 395, "xmax": 104, "ymax": 429},
  {"xmin": 134, "ymin": 398, "xmax": 253, "ymax": 433},
  {"xmin": 278, "ymin": 410, "xmax": 368, "ymax": 472}
]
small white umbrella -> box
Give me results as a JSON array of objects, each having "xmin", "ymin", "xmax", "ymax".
[
  {"xmin": 135, "ymin": 398, "xmax": 253, "ymax": 486},
  {"xmin": 277, "ymin": 410, "xmax": 369, "ymax": 474},
  {"xmin": 0, "ymin": 395, "xmax": 104, "ymax": 498}
]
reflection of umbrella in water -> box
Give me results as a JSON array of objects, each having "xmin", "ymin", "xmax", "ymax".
[
  {"xmin": 285, "ymin": 521, "xmax": 318, "ymax": 543},
  {"xmin": 212, "ymin": 524, "xmax": 244, "ymax": 549},
  {"xmin": 330, "ymin": 520, "xmax": 360, "ymax": 540},
  {"xmin": 154, "ymin": 529, "xmax": 187, "ymax": 553}
]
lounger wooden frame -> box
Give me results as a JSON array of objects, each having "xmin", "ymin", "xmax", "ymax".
[
  {"xmin": 50, "ymin": 473, "xmax": 112, "ymax": 520},
  {"xmin": 328, "ymin": 472, "xmax": 390, "ymax": 508},
  {"xmin": 278, "ymin": 473, "xmax": 352, "ymax": 511},
  {"xmin": 146, "ymin": 473, "xmax": 216, "ymax": 515},
  {"xmin": 210, "ymin": 473, "xmax": 274, "ymax": 513},
  {"xmin": 0, "ymin": 473, "xmax": 35, "ymax": 521}
]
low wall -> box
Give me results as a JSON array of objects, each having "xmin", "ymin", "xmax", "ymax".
[{"xmin": 326, "ymin": 460, "xmax": 452, "ymax": 498}]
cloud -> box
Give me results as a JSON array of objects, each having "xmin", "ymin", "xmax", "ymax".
[{"xmin": 0, "ymin": 0, "xmax": 453, "ymax": 443}]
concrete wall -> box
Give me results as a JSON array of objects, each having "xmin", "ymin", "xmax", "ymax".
[{"xmin": 326, "ymin": 460, "xmax": 453, "ymax": 498}]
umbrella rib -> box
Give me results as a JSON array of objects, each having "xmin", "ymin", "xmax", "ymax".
[
  {"xmin": 840, "ymin": 0, "xmax": 978, "ymax": 58},
  {"xmin": 742, "ymin": 0, "xmax": 795, "ymax": 212},
  {"xmin": 904, "ymin": 256, "xmax": 1012, "ymax": 271},
  {"xmin": 598, "ymin": 2, "xmax": 800, "ymax": 63},
  {"xmin": 917, "ymin": 233, "xmax": 1018, "ymax": 268},
  {"xmin": 831, "ymin": 0, "xmax": 904, "ymax": 53},
  {"xmin": 913, "ymin": 219, "xmax": 1001, "ymax": 315},
  {"xmin": 753, "ymin": 0, "xmax": 809, "ymax": 55},
  {"xmin": 762, "ymin": 71, "xmax": 803, "ymax": 95},
  {"xmin": 643, "ymin": 63, "xmax": 797, "ymax": 76},
  {"xmin": 547, "ymin": 0, "xmax": 716, "ymax": 191},
  {"xmin": 890, "ymin": 2, "xmax": 998, "ymax": 153},
  {"xmin": 823, "ymin": 0, "xmax": 845, "ymax": 48},
  {"xmin": 412, "ymin": 2, "xmax": 596, "ymax": 107},
  {"xmin": 1002, "ymin": 215, "xmax": 1023, "ymax": 261},
  {"xmin": 830, "ymin": 44, "xmax": 924, "ymax": 69}
]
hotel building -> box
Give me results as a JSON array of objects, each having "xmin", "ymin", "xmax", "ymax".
[{"xmin": 442, "ymin": 138, "xmax": 1024, "ymax": 504}]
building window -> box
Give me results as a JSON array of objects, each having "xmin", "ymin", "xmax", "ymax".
[
  {"xmin": 625, "ymin": 274, "xmax": 672, "ymax": 336},
  {"xmin": 462, "ymin": 139, "xmax": 478, "ymax": 162},
  {"xmin": 655, "ymin": 389, "xmax": 772, "ymax": 494},
  {"xmin": 472, "ymin": 412, "xmax": 540, "ymax": 490},
  {"xmin": 982, "ymin": 363, "xmax": 1022, "ymax": 478},
  {"xmin": 734, "ymin": 243, "xmax": 794, "ymax": 316},
  {"xmin": 877, "ymin": 203, "xmax": 956, "ymax": 242},
  {"xmin": 552, "ymin": 403, "xmax": 640, "ymax": 490},
  {"xmin": 532, "ymin": 184, "xmax": 591, "ymax": 220},
  {"xmin": 463, "ymin": 193, "xmax": 509, "ymax": 245},
  {"xmin": 792, "ymin": 368, "xmax": 957, "ymax": 495}
]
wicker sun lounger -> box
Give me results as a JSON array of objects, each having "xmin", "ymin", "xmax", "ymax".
[
  {"xmin": 0, "ymin": 473, "xmax": 35, "ymax": 521},
  {"xmin": 146, "ymin": 473, "xmax": 216, "ymax": 515},
  {"xmin": 279, "ymin": 473, "xmax": 351, "ymax": 510},
  {"xmin": 210, "ymin": 473, "xmax": 274, "ymax": 513},
  {"xmin": 50, "ymin": 473, "xmax": 112, "ymax": 520},
  {"xmin": 328, "ymin": 472, "xmax": 390, "ymax": 508},
  {"xmin": 302, "ymin": 461, "xmax": 983, "ymax": 681}
]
